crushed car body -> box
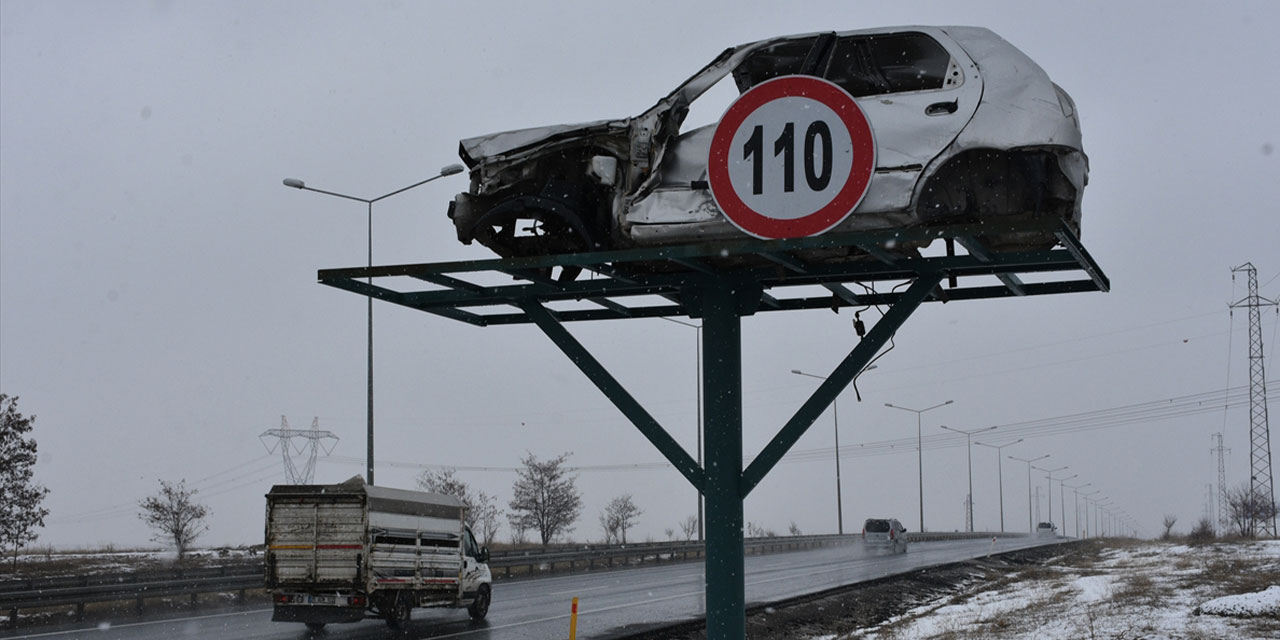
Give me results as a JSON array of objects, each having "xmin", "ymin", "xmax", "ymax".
[{"xmin": 448, "ymin": 26, "xmax": 1086, "ymax": 272}]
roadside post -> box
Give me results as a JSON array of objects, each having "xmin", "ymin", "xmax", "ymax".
[{"xmin": 569, "ymin": 597, "xmax": 578, "ymax": 639}]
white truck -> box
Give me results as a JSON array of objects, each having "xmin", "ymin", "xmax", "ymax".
[{"xmin": 264, "ymin": 476, "xmax": 492, "ymax": 630}]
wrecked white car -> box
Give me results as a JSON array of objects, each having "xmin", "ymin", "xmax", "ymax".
[{"xmin": 448, "ymin": 26, "xmax": 1086, "ymax": 272}]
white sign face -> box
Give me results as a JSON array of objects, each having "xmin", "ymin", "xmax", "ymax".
[
  {"xmin": 724, "ymin": 96, "xmax": 856, "ymax": 220},
  {"xmin": 708, "ymin": 76, "xmax": 876, "ymax": 239}
]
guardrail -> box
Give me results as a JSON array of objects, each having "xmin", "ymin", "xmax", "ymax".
[
  {"xmin": 0, "ymin": 563, "xmax": 264, "ymax": 627},
  {"xmin": 1, "ymin": 531, "xmax": 1019, "ymax": 628}
]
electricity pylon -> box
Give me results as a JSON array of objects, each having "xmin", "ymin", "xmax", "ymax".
[
  {"xmin": 260, "ymin": 416, "xmax": 339, "ymax": 484},
  {"xmin": 1212, "ymin": 432, "xmax": 1229, "ymax": 531},
  {"xmin": 1230, "ymin": 263, "xmax": 1277, "ymax": 536}
]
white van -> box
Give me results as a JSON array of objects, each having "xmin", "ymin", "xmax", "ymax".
[{"xmin": 862, "ymin": 518, "xmax": 909, "ymax": 553}]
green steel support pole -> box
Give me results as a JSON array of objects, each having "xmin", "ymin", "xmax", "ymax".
[{"xmin": 698, "ymin": 280, "xmax": 746, "ymax": 640}]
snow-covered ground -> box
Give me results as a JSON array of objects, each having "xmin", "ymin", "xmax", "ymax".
[
  {"xmin": 3, "ymin": 546, "xmax": 260, "ymax": 579},
  {"xmin": 834, "ymin": 539, "xmax": 1280, "ymax": 640}
]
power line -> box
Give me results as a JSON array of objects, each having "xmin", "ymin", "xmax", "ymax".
[
  {"xmin": 46, "ymin": 456, "xmax": 281, "ymax": 525},
  {"xmin": 312, "ymin": 381, "xmax": 1270, "ymax": 476}
]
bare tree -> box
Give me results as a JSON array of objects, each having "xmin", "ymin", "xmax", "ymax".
[
  {"xmin": 1, "ymin": 395, "xmax": 50, "ymax": 569},
  {"xmin": 138, "ymin": 479, "xmax": 208, "ymax": 560},
  {"xmin": 599, "ymin": 512, "xmax": 618, "ymax": 543},
  {"xmin": 474, "ymin": 492, "xmax": 502, "ymax": 547},
  {"xmin": 1225, "ymin": 483, "xmax": 1279, "ymax": 537},
  {"xmin": 1161, "ymin": 514, "xmax": 1178, "ymax": 539},
  {"xmin": 679, "ymin": 515, "xmax": 698, "ymax": 541},
  {"xmin": 664, "ymin": 527, "xmax": 675, "ymax": 541},
  {"xmin": 507, "ymin": 452, "xmax": 582, "ymax": 545},
  {"xmin": 417, "ymin": 467, "xmax": 502, "ymax": 543},
  {"xmin": 417, "ymin": 467, "xmax": 471, "ymax": 501},
  {"xmin": 418, "ymin": 468, "xmax": 475, "ymax": 527},
  {"xmin": 599, "ymin": 494, "xmax": 643, "ymax": 544},
  {"xmin": 788, "ymin": 521, "xmax": 802, "ymax": 536},
  {"xmin": 508, "ymin": 524, "xmax": 528, "ymax": 545}
]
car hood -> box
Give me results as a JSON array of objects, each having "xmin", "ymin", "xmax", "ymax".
[{"xmin": 458, "ymin": 119, "xmax": 630, "ymax": 167}]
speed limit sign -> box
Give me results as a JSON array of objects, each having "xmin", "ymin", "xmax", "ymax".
[{"xmin": 708, "ymin": 75, "xmax": 876, "ymax": 239}]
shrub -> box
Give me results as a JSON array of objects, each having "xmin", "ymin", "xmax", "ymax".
[{"xmin": 1186, "ymin": 517, "xmax": 1216, "ymax": 545}]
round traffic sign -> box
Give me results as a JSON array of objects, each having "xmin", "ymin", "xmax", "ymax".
[{"xmin": 707, "ymin": 75, "xmax": 875, "ymax": 239}]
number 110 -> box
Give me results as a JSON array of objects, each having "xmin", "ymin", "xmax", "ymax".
[{"xmin": 742, "ymin": 121, "xmax": 833, "ymax": 195}]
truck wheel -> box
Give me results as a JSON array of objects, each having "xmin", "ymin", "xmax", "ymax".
[
  {"xmin": 383, "ymin": 593, "xmax": 411, "ymax": 630},
  {"xmin": 304, "ymin": 622, "xmax": 326, "ymax": 633},
  {"xmin": 468, "ymin": 584, "xmax": 491, "ymax": 621}
]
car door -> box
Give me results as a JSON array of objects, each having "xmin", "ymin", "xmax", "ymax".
[
  {"xmin": 820, "ymin": 28, "xmax": 983, "ymax": 211},
  {"xmin": 460, "ymin": 527, "xmax": 485, "ymax": 596}
]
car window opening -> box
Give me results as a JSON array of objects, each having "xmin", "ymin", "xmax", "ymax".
[
  {"xmin": 732, "ymin": 37, "xmax": 820, "ymax": 92},
  {"xmin": 825, "ymin": 33, "xmax": 952, "ymax": 97}
]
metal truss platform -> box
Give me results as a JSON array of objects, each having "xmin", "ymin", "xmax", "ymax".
[
  {"xmin": 317, "ymin": 216, "xmax": 1108, "ymax": 638},
  {"xmin": 318, "ymin": 219, "xmax": 1107, "ymax": 325}
]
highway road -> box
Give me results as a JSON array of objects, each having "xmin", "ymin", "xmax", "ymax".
[{"xmin": 8, "ymin": 535, "xmax": 1064, "ymax": 640}]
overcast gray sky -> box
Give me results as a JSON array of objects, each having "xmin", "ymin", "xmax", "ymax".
[{"xmin": 2, "ymin": 0, "xmax": 1277, "ymax": 550}]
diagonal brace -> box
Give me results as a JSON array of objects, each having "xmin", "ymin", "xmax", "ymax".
[
  {"xmin": 740, "ymin": 273, "xmax": 944, "ymax": 497},
  {"xmin": 520, "ymin": 301, "xmax": 706, "ymax": 492}
]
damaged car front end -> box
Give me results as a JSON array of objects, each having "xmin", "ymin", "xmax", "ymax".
[{"xmin": 447, "ymin": 26, "xmax": 1087, "ymax": 274}]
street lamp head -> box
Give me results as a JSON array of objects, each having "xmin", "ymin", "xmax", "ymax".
[
  {"xmin": 791, "ymin": 369, "xmax": 804, "ymax": 375},
  {"xmin": 283, "ymin": 178, "xmax": 306, "ymax": 189},
  {"xmin": 440, "ymin": 163, "xmax": 465, "ymax": 176},
  {"xmin": 943, "ymin": 400, "xmax": 954, "ymax": 405}
]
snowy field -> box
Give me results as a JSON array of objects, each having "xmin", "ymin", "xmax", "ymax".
[
  {"xmin": 832, "ymin": 539, "xmax": 1280, "ymax": 640},
  {"xmin": 3, "ymin": 546, "xmax": 260, "ymax": 579}
]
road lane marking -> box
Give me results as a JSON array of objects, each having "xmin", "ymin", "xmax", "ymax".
[{"xmin": 415, "ymin": 589, "xmax": 705, "ymax": 639}]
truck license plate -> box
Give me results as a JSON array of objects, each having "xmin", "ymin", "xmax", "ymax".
[{"xmin": 308, "ymin": 595, "xmax": 335, "ymax": 605}]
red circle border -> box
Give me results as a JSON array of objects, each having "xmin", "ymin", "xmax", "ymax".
[{"xmin": 707, "ymin": 75, "xmax": 876, "ymax": 239}]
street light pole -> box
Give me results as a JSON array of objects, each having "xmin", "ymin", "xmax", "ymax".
[
  {"xmin": 792, "ymin": 366, "xmax": 876, "ymax": 535},
  {"xmin": 1079, "ymin": 490, "xmax": 1101, "ymax": 537},
  {"xmin": 885, "ymin": 400, "xmax": 953, "ymax": 532},
  {"xmin": 1034, "ymin": 465, "xmax": 1069, "ymax": 531},
  {"xmin": 283, "ymin": 164, "xmax": 464, "ymax": 485},
  {"xmin": 940, "ymin": 425, "xmax": 997, "ymax": 532},
  {"xmin": 1008, "ymin": 454, "xmax": 1050, "ymax": 533},
  {"xmin": 1092, "ymin": 497, "xmax": 1111, "ymax": 537},
  {"xmin": 974, "ymin": 438, "xmax": 1023, "ymax": 532},
  {"xmin": 1098, "ymin": 502, "xmax": 1112, "ymax": 536},
  {"xmin": 664, "ymin": 317, "xmax": 703, "ymax": 541},
  {"xmin": 1064, "ymin": 482, "xmax": 1090, "ymax": 538},
  {"xmin": 1079, "ymin": 491, "xmax": 1100, "ymax": 537},
  {"xmin": 1056, "ymin": 474, "xmax": 1078, "ymax": 532}
]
